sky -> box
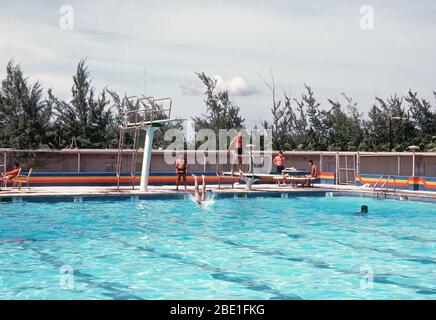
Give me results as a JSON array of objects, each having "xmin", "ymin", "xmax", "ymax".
[{"xmin": 0, "ymin": 0, "xmax": 435, "ymax": 127}]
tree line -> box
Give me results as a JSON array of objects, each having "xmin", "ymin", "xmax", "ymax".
[
  {"xmin": 262, "ymin": 82, "xmax": 436, "ymax": 152},
  {"xmin": 0, "ymin": 60, "xmax": 435, "ymax": 152},
  {"xmin": 0, "ymin": 60, "xmax": 177, "ymax": 150}
]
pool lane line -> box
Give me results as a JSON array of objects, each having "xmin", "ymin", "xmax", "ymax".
[
  {"xmin": 273, "ymin": 221, "xmax": 436, "ymax": 265},
  {"xmin": 188, "ymin": 219, "xmax": 436, "ymax": 297},
  {"xmin": 119, "ymin": 207, "xmax": 436, "ymax": 297},
  {"xmin": 19, "ymin": 244, "xmax": 144, "ymax": 300},
  {"xmin": 193, "ymin": 205, "xmax": 436, "ymax": 269},
  {"xmin": 212, "ymin": 234, "xmax": 436, "ymax": 296},
  {"xmin": 111, "ymin": 218, "xmax": 435, "ymax": 298},
  {"xmin": 211, "ymin": 201, "xmax": 436, "ymax": 266},
  {"xmin": 4, "ymin": 204, "xmax": 434, "ymax": 298},
  {"xmin": 112, "ymin": 237, "xmax": 302, "ymax": 300}
]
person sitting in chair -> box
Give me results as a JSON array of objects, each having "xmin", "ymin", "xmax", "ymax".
[
  {"xmin": 1, "ymin": 162, "xmax": 21, "ymax": 190},
  {"xmin": 304, "ymin": 160, "xmax": 317, "ymax": 187}
]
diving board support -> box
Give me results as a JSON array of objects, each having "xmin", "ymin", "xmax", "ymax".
[
  {"xmin": 138, "ymin": 118, "xmax": 185, "ymax": 192},
  {"xmin": 140, "ymin": 126, "xmax": 159, "ymax": 192},
  {"xmin": 241, "ymin": 176, "xmax": 259, "ymax": 191}
]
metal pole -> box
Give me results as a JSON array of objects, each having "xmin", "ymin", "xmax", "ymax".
[
  {"xmin": 140, "ymin": 126, "xmax": 159, "ymax": 192},
  {"xmin": 3, "ymin": 152, "xmax": 6, "ymax": 171},
  {"xmin": 336, "ymin": 152, "xmax": 339, "ymax": 185},
  {"xmin": 77, "ymin": 152, "xmax": 81, "ymax": 173},
  {"xmin": 412, "ymin": 150, "xmax": 416, "ymax": 177},
  {"xmin": 389, "ymin": 117, "xmax": 392, "ymax": 151},
  {"xmin": 397, "ymin": 155, "xmax": 400, "ymax": 176},
  {"xmin": 144, "ymin": 66, "xmax": 147, "ymax": 97},
  {"xmin": 345, "ymin": 154, "xmax": 349, "ymax": 183},
  {"xmin": 320, "ymin": 152, "xmax": 323, "ymax": 173},
  {"xmin": 356, "ymin": 152, "xmax": 359, "ymax": 176}
]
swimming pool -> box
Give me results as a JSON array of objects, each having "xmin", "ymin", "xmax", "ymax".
[{"xmin": 0, "ymin": 194, "xmax": 435, "ymax": 299}]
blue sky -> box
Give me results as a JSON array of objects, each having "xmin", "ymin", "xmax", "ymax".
[{"xmin": 0, "ymin": 0, "xmax": 435, "ymax": 127}]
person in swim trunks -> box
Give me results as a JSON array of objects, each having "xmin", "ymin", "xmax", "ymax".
[
  {"xmin": 228, "ymin": 131, "xmax": 243, "ymax": 173},
  {"xmin": 304, "ymin": 160, "xmax": 318, "ymax": 187},
  {"xmin": 192, "ymin": 174, "xmax": 207, "ymax": 205},
  {"xmin": 175, "ymin": 154, "xmax": 188, "ymax": 191},
  {"xmin": 274, "ymin": 151, "xmax": 286, "ymax": 174}
]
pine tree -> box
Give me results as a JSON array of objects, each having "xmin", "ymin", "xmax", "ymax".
[
  {"xmin": 0, "ymin": 61, "xmax": 53, "ymax": 149},
  {"xmin": 405, "ymin": 90, "xmax": 436, "ymax": 149},
  {"xmin": 192, "ymin": 72, "xmax": 245, "ymax": 135},
  {"xmin": 52, "ymin": 60, "xmax": 115, "ymax": 148}
]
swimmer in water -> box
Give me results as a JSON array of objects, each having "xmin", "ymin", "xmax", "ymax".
[
  {"xmin": 192, "ymin": 174, "xmax": 207, "ymax": 205},
  {"xmin": 356, "ymin": 205, "xmax": 368, "ymax": 215}
]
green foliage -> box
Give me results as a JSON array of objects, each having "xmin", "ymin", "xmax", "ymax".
[
  {"xmin": 0, "ymin": 60, "xmax": 435, "ymax": 152},
  {"xmin": 192, "ymin": 72, "xmax": 245, "ymax": 135},
  {"xmin": 0, "ymin": 61, "xmax": 53, "ymax": 149},
  {"xmin": 266, "ymin": 85, "xmax": 436, "ymax": 152},
  {"xmin": 51, "ymin": 60, "xmax": 115, "ymax": 148},
  {"xmin": 325, "ymin": 94, "xmax": 364, "ymax": 151}
]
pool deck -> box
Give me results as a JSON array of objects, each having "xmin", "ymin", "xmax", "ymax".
[{"xmin": 0, "ymin": 183, "xmax": 435, "ymax": 200}]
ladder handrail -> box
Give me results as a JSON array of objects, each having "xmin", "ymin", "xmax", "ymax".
[
  {"xmin": 373, "ymin": 175, "xmax": 386, "ymax": 193},
  {"xmin": 116, "ymin": 128, "xmax": 125, "ymax": 189},
  {"xmin": 129, "ymin": 126, "xmax": 141, "ymax": 190},
  {"xmin": 380, "ymin": 176, "xmax": 396, "ymax": 194},
  {"xmin": 374, "ymin": 175, "xmax": 397, "ymax": 197}
]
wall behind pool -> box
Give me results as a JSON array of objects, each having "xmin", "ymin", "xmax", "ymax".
[
  {"xmin": 355, "ymin": 174, "xmax": 436, "ymax": 192},
  {"xmin": 8, "ymin": 171, "xmax": 435, "ymax": 191},
  {"xmin": 7, "ymin": 171, "xmax": 336, "ymax": 187}
]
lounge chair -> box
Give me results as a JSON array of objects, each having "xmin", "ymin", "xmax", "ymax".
[
  {"xmin": 13, "ymin": 168, "xmax": 33, "ymax": 191},
  {"xmin": 2, "ymin": 167, "xmax": 22, "ymax": 189}
]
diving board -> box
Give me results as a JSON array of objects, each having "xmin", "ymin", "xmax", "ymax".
[
  {"xmin": 220, "ymin": 172, "xmax": 316, "ymax": 190},
  {"xmin": 220, "ymin": 171, "xmax": 286, "ymax": 190},
  {"xmin": 124, "ymin": 118, "xmax": 179, "ymax": 129}
]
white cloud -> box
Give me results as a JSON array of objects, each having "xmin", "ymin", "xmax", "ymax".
[
  {"xmin": 181, "ymin": 75, "xmax": 259, "ymax": 96},
  {"xmin": 180, "ymin": 82, "xmax": 203, "ymax": 96}
]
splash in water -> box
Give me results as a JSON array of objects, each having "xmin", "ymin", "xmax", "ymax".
[{"xmin": 188, "ymin": 193, "xmax": 215, "ymax": 209}]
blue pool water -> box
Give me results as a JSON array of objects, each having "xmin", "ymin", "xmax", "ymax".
[{"xmin": 0, "ymin": 195, "xmax": 435, "ymax": 300}]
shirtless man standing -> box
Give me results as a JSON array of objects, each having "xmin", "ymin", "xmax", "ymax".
[
  {"xmin": 175, "ymin": 154, "xmax": 188, "ymax": 191},
  {"xmin": 274, "ymin": 151, "xmax": 286, "ymax": 174},
  {"xmin": 228, "ymin": 131, "xmax": 243, "ymax": 173}
]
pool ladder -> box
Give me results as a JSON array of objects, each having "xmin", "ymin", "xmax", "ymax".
[{"xmin": 373, "ymin": 175, "xmax": 396, "ymax": 199}]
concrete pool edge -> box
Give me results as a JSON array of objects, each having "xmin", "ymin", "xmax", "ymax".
[{"xmin": 0, "ymin": 184, "xmax": 435, "ymax": 203}]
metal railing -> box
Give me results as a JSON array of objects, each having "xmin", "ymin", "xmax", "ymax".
[
  {"xmin": 373, "ymin": 175, "xmax": 396, "ymax": 198},
  {"xmin": 122, "ymin": 96, "xmax": 173, "ymax": 129},
  {"xmin": 115, "ymin": 95, "xmax": 173, "ymax": 190}
]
